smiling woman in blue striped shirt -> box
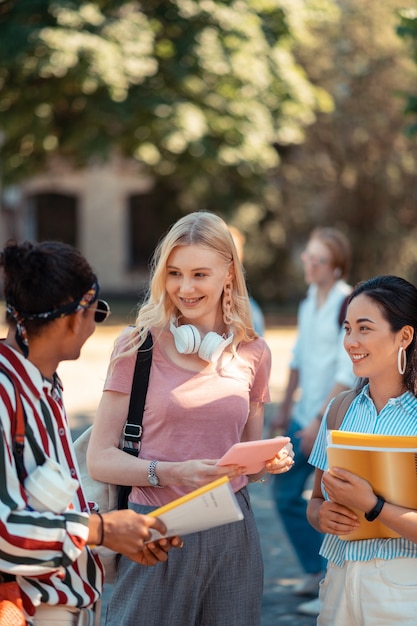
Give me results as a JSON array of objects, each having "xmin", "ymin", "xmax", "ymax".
[{"xmin": 308, "ymin": 275, "xmax": 417, "ymax": 626}]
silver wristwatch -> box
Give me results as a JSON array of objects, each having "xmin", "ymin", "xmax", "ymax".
[{"xmin": 147, "ymin": 460, "xmax": 163, "ymax": 487}]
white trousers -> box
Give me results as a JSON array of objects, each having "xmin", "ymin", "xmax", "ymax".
[
  {"xmin": 32, "ymin": 602, "xmax": 100, "ymax": 626},
  {"xmin": 318, "ymin": 558, "xmax": 417, "ymax": 625}
]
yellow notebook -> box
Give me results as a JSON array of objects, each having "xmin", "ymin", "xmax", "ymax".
[
  {"xmin": 327, "ymin": 431, "xmax": 417, "ymax": 540},
  {"xmin": 147, "ymin": 476, "xmax": 244, "ymax": 541}
]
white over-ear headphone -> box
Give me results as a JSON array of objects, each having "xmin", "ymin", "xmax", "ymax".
[{"xmin": 170, "ymin": 319, "xmax": 233, "ymax": 363}]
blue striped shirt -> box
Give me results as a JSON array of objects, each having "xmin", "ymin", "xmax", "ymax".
[{"xmin": 309, "ymin": 384, "xmax": 417, "ymax": 566}]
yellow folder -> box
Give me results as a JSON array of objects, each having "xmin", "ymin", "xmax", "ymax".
[{"xmin": 327, "ymin": 431, "xmax": 417, "ymax": 540}]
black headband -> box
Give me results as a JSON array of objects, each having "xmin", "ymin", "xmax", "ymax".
[
  {"xmin": 7, "ymin": 278, "xmax": 100, "ymax": 323},
  {"xmin": 6, "ymin": 277, "xmax": 102, "ymax": 357}
]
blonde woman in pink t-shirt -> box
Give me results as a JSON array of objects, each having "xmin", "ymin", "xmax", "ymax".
[{"xmin": 88, "ymin": 211, "xmax": 294, "ymax": 626}]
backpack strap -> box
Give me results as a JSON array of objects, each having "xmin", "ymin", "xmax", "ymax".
[
  {"xmin": 0, "ymin": 366, "xmax": 46, "ymax": 482},
  {"xmin": 326, "ymin": 388, "xmax": 358, "ymax": 431},
  {"xmin": 0, "ymin": 366, "xmax": 27, "ymax": 482}
]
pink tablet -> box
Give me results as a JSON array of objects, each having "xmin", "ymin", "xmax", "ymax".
[{"xmin": 216, "ymin": 437, "xmax": 291, "ymax": 474}]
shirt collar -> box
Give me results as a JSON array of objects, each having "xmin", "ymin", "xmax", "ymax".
[
  {"xmin": 360, "ymin": 382, "xmax": 415, "ymax": 411},
  {"xmin": 0, "ymin": 340, "xmax": 62, "ymax": 400}
]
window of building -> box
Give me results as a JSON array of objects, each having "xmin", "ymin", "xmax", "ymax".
[
  {"xmin": 28, "ymin": 192, "xmax": 78, "ymax": 246},
  {"xmin": 128, "ymin": 191, "xmax": 179, "ymax": 270}
]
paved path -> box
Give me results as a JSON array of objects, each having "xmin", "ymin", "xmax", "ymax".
[{"xmin": 59, "ymin": 324, "xmax": 317, "ymax": 625}]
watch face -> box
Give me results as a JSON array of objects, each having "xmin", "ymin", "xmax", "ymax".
[{"xmin": 148, "ymin": 474, "xmax": 159, "ymax": 486}]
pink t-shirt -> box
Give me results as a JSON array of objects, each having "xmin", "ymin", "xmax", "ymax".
[{"xmin": 104, "ymin": 329, "xmax": 271, "ymax": 506}]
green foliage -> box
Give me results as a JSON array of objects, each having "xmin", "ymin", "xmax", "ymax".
[
  {"xmin": 5, "ymin": 1, "xmax": 416, "ymax": 304},
  {"xmin": 0, "ymin": 0, "xmax": 326, "ymax": 194},
  {"xmin": 0, "ymin": 0, "xmax": 340, "ymax": 302},
  {"xmin": 271, "ymin": 0, "xmax": 417, "ymax": 296},
  {"xmin": 397, "ymin": 8, "xmax": 417, "ymax": 136}
]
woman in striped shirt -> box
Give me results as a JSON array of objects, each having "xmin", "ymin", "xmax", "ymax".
[
  {"xmin": 308, "ymin": 275, "xmax": 417, "ymax": 625},
  {"xmin": 0, "ymin": 240, "xmax": 182, "ymax": 626}
]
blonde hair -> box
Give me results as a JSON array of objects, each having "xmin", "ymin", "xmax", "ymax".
[
  {"xmin": 228, "ymin": 225, "xmax": 245, "ymax": 263},
  {"xmin": 121, "ymin": 211, "xmax": 257, "ymax": 358}
]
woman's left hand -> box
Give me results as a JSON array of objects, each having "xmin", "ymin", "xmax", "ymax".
[
  {"xmin": 322, "ymin": 467, "xmax": 376, "ymax": 513},
  {"xmin": 265, "ymin": 442, "xmax": 295, "ymax": 474}
]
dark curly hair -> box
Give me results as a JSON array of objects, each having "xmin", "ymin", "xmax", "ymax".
[{"xmin": 1, "ymin": 240, "xmax": 96, "ymax": 337}]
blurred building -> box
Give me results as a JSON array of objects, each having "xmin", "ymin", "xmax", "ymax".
[{"xmin": 0, "ymin": 159, "xmax": 179, "ymax": 295}]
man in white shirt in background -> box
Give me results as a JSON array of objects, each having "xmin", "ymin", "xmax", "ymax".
[{"xmin": 269, "ymin": 227, "xmax": 356, "ymax": 616}]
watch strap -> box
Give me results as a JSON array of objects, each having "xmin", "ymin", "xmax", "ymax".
[
  {"xmin": 364, "ymin": 495, "xmax": 385, "ymax": 522},
  {"xmin": 148, "ymin": 460, "xmax": 163, "ymax": 487}
]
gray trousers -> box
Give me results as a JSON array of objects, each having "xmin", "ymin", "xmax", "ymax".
[{"xmin": 104, "ymin": 487, "xmax": 263, "ymax": 626}]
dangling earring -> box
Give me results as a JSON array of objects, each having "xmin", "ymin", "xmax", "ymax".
[
  {"xmin": 398, "ymin": 346, "xmax": 407, "ymax": 375},
  {"xmin": 222, "ymin": 282, "xmax": 233, "ymax": 326}
]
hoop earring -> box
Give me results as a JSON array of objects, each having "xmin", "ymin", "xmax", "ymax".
[
  {"xmin": 222, "ymin": 282, "xmax": 233, "ymax": 326},
  {"xmin": 398, "ymin": 346, "xmax": 407, "ymax": 375}
]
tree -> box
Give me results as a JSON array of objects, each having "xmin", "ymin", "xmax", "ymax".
[
  {"xmin": 274, "ymin": 0, "xmax": 417, "ymax": 291},
  {"xmin": 397, "ymin": 8, "xmax": 417, "ymax": 137},
  {"xmin": 0, "ymin": 0, "xmax": 342, "ymax": 303},
  {"xmin": 0, "ymin": 1, "xmax": 331, "ymax": 195},
  {"xmin": 7, "ymin": 2, "xmax": 415, "ymax": 304}
]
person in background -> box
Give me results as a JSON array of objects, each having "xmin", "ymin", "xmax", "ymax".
[
  {"xmin": 228, "ymin": 225, "xmax": 265, "ymax": 336},
  {"xmin": 269, "ymin": 227, "xmax": 356, "ymax": 616},
  {"xmin": 0, "ymin": 240, "xmax": 182, "ymax": 626},
  {"xmin": 308, "ymin": 275, "xmax": 417, "ymax": 626},
  {"xmin": 87, "ymin": 211, "xmax": 294, "ymax": 626}
]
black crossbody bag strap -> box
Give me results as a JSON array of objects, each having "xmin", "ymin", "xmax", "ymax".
[{"xmin": 117, "ymin": 332, "xmax": 153, "ymax": 509}]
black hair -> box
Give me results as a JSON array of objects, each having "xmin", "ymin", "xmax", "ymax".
[
  {"xmin": 349, "ymin": 275, "xmax": 417, "ymax": 395},
  {"xmin": 1, "ymin": 240, "xmax": 95, "ymax": 336}
]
